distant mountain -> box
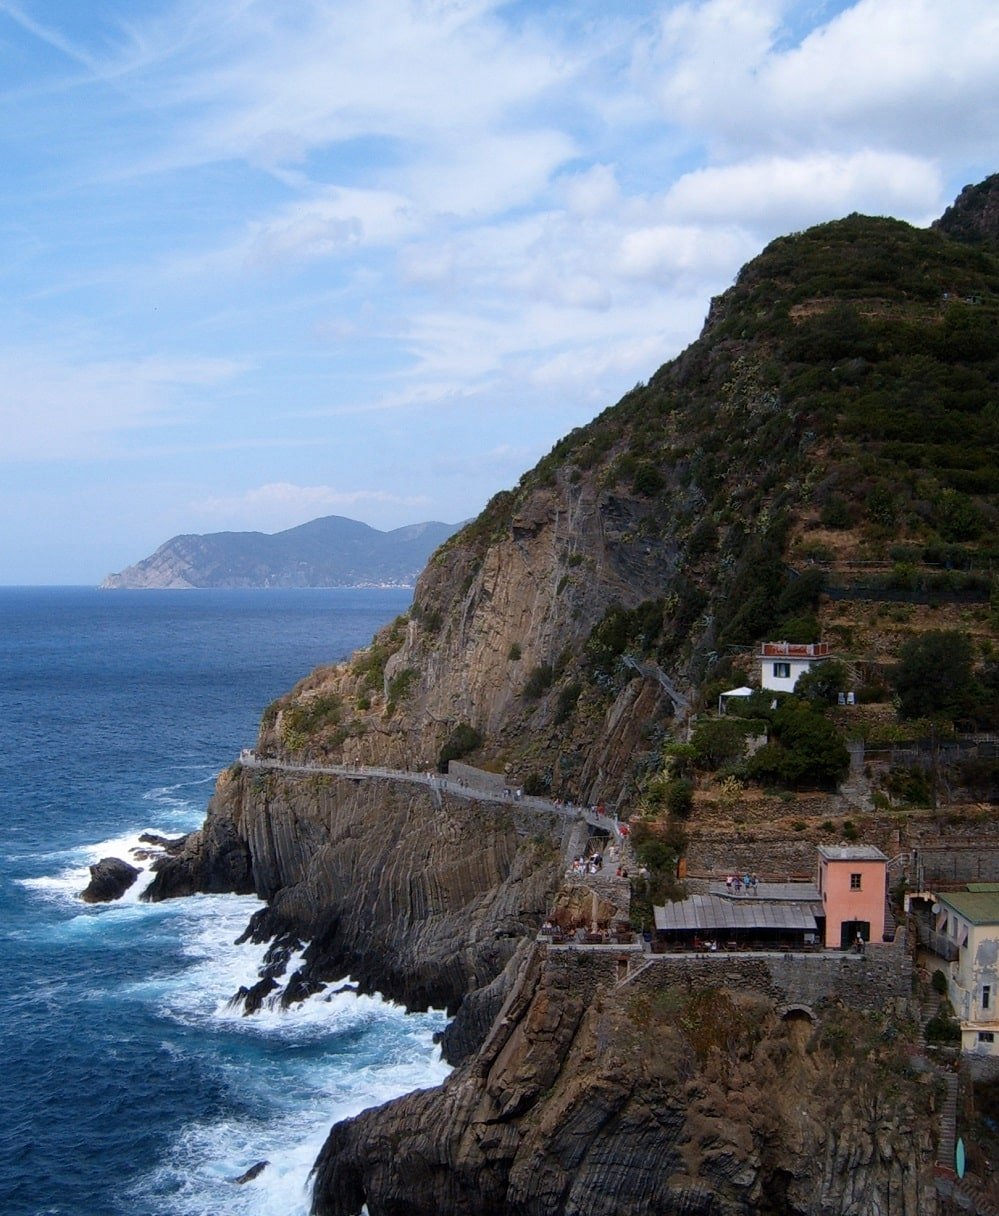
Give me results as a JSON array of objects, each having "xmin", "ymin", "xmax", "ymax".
[{"xmin": 101, "ymin": 516, "xmax": 461, "ymax": 589}]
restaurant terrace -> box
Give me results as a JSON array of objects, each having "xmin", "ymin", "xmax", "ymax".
[{"xmin": 653, "ymin": 881, "xmax": 824, "ymax": 952}]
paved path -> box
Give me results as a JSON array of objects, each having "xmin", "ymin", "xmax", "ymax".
[{"xmin": 238, "ymin": 751, "xmax": 625, "ymax": 836}]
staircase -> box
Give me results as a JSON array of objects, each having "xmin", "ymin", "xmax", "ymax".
[{"xmin": 937, "ymin": 1070, "xmax": 958, "ymax": 1171}]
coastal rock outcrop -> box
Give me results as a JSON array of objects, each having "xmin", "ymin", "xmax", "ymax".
[
  {"xmin": 79, "ymin": 856, "xmax": 141, "ymax": 903},
  {"xmin": 312, "ymin": 947, "xmax": 936, "ymax": 1216},
  {"xmin": 145, "ymin": 766, "xmax": 569, "ymax": 1033}
]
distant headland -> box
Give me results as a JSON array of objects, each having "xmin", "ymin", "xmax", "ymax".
[{"xmin": 101, "ymin": 514, "xmax": 462, "ymax": 589}]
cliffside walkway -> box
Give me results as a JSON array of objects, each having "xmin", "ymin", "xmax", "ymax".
[{"xmin": 237, "ymin": 751, "xmax": 625, "ymax": 837}]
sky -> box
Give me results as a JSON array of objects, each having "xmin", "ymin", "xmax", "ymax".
[{"xmin": 1, "ymin": 0, "xmax": 997, "ymax": 583}]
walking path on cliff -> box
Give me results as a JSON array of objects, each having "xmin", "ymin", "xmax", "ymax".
[{"xmin": 237, "ymin": 750, "xmax": 626, "ymax": 837}]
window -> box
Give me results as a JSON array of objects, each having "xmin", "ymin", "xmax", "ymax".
[
  {"xmin": 773, "ymin": 662, "xmax": 791, "ymax": 679},
  {"xmin": 984, "ymin": 985, "xmax": 992, "ymax": 1011},
  {"xmin": 850, "ymin": 873, "xmax": 862, "ymax": 890},
  {"xmin": 978, "ymin": 1032, "xmax": 995, "ymax": 1044}
]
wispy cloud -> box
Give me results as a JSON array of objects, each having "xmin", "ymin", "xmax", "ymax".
[
  {"xmin": 191, "ymin": 481, "xmax": 431, "ymax": 531},
  {"xmin": 0, "ymin": 0, "xmax": 996, "ymax": 581}
]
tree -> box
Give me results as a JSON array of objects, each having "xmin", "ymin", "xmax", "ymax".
[
  {"xmin": 795, "ymin": 658, "xmax": 850, "ymax": 706},
  {"xmin": 665, "ymin": 778, "xmax": 694, "ymax": 818},
  {"xmin": 891, "ymin": 630, "xmax": 974, "ymax": 720},
  {"xmin": 690, "ymin": 717, "xmax": 752, "ymax": 770},
  {"xmin": 747, "ymin": 700, "xmax": 849, "ymax": 788}
]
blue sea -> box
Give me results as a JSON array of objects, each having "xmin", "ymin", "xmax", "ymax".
[{"xmin": 0, "ymin": 587, "xmax": 450, "ymax": 1216}]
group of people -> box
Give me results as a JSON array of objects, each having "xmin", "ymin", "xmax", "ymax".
[
  {"xmin": 570, "ymin": 851, "xmax": 604, "ymax": 875},
  {"xmin": 726, "ymin": 872, "xmax": 759, "ymax": 894}
]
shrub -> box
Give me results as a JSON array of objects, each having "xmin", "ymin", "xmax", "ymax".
[
  {"xmin": 819, "ymin": 495, "xmax": 851, "ymax": 528},
  {"xmin": 523, "ymin": 663, "xmax": 554, "ymax": 700},
  {"xmin": 925, "ymin": 1009, "xmax": 961, "ymax": 1044},
  {"xmin": 386, "ymin": 667, "xmax": 417, "ymax": 706},
  {"xmin": 508, "ymin": 642, "xmax": 522, "ymax": 661},
  {"xmin": 690, "ymin": 717, "xmax": 753, "ymax": 770},
  {"xmin": 795, "ymin": 659, "xmax": 850, "ymax": 706},
  {"xmin": 632, "ymin": 462, "xmax": 665, "ymax": 496},
  {"xmin": 892, "ymin": 630, "xmax": 974, "ymax": 720},
  {"xmin": 280, "ymin": 694, "xmax": 342, "ymax": 743},
  {"xmin": 554, "ymin": 681, "xmax": 581, "ymax": 724},
  {"xmin": 437, "ymin": 723, "xmax": 482, "ymax": 772},
  {"xmin": 665, "ymin": 778, "xmax": 694, "ymax": 819},
  {"xmin": 747, "ymin": 700, "xmax": 849, "ymax": 789},
  {"xmin": 522, "ymin": 772, "xmax": 550, "ymax": 796}
]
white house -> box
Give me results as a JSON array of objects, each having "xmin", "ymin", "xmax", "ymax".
[
  {"xmin": 759, "ymin": 641, "xmax": 834, "ymax": 694},
  {"xmin": 933, "ymin": 889, "xmax": 999, "ymax": 1057}
]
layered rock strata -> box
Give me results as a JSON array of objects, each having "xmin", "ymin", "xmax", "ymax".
[
  {"xmin": 312, "ymin": 946, "xmax": 936, "ymax": 1216},
  {"xmin": 145, "ymin": 766, "xmax": 569, "ymax": 1036}
]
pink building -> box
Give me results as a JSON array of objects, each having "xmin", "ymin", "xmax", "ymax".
[{"xmin": 816, "ymin": 845, "xmax": 888, "ymax": 948}]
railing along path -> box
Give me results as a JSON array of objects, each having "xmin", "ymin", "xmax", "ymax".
[{"xmin": 238, "ymin": 750, "xmax": 624, "ymax": 836}]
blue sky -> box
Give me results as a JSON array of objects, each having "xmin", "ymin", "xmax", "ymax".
[{"xmin": 1, "ymin": 0, "xmax": 997, "ymax": 583}]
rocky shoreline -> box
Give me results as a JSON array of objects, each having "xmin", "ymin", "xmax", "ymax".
[{"xmin": 135, "ymin": 763, "xmax": 940, "ymax": 1215}]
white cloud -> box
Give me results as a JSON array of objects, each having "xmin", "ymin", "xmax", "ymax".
[
  {"xmin": 0, "ymin": 350, "xmax": 248, "ymax": 461},
  {"xmin": 558, "ymin": 163, "xmax": 622, "ymax": 218},
  {"xmin": 663, "ymin": 151, "xmax": 944, "ymax": 229},
  {"xmin": 641, "ymin": 0, "xmax": 999, "ymax": 164},
  {"xmin": 617, "ymin": 222, "xmax": 756, "ymax": 285},
  {"xmin": 1, "ymin": 0, "xmax": 997, "ymax": 581},
  {"xmin": 191, "ymin": 481, "xmax": 430, "ymax": 531}
]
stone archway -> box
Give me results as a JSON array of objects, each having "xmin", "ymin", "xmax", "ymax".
[{"xmin": 778, "ymin": 1004, "xmax": 816, "ymax": 1051}]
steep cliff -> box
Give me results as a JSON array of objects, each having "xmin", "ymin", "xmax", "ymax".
[
  {"xmin": 311, "ymin": 947, "xmax": 936, "ymax": 1216},
  {"xmin": 146, "ymin": 184, "xmax": 998, "ymax": 1216},
  {"xmin": 255, "ymin": 200, "xmax": 998, "ymax": 806},
  {"xmin": 145, "ymin": 765, "xmax": 568, "ymax": 1043}
]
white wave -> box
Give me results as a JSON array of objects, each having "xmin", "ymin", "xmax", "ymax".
[
  {"xmin": 19, "ymin": 819, "xmax": 454, "ymax": 1216},
  {"xmin": 132, "ymin": 1008, "xmax": 450, "ymax": 1216},
  {"xmin": 16, "ymin": 827, "xmax": 181, "ymax": 907},
  {"xmin": 122, "ymin": 894, "xmax": 451, "ymax": 1216},
  {"xmin": 142, "ymin": 771, "xmax": 217, "ymax": 827}
]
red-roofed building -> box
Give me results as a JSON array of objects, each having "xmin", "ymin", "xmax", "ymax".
[{"xmin": 760, "ymin": 640, "xmax": 834, "ymax": 694}]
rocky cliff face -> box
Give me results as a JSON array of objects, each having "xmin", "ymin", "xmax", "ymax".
[
  {"xmin": 311, "ymin": 946, "xmax": 936, "ymax": 1216},
  {"xmin": 143, "ymin": 186, "xmax": 998, "ymax": 1216},
  {"xmin": 255, "ymin": 201, "xmax": 998, "ymax": 807},
  {"xmin": 145, "ymin": 766, "xmax": 568, "ymax": 1048}
]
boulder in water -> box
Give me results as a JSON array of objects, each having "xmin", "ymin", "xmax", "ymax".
[
  {"xmin": 80, "ymin": 857, "xmax": 141, "ymax": 903},
  {"xmin": 231, "ymin": 1160, "xmax": 269, "ymax": 1184}
]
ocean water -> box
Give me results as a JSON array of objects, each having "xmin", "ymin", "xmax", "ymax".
[{"xmin": 0, "ymin": 587, "xmax": 450, "ymax": 1216}]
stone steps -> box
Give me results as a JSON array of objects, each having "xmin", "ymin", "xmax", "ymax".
[
  {"xmin": 937, "ymin": 1071, "xmax": 958, "ymax": 1169},
  {"xmin": 954, "ymin": 1177, "xmax": 999, "ymax": 1216}
]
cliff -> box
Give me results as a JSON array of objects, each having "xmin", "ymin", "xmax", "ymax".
[
  {"xmin": 101, "ymin": 514, "xmax": 459, "ymax": 589},
  {"xmin": 145, "ymin": 765, "xmax": 570, "ymax": 1054},
  {"xmin": 311, "ymin": 947, "xmax": 936, "ymax": 1216},
  {"xmin": 254, "ymin": 199, "xmax": 998, "ymax": 803},
  {"xmin": 143, "ymin": 180, "xmax": 999, "ymax": 1216}
]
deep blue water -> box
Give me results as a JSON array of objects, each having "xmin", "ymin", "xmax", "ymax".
[{"xmin": 0, "ymin": 588, "xmax": 449, "ymax": 1216}]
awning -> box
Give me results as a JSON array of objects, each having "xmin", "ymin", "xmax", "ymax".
[{"xmin": 654, "ymin": 894, "xmax": 818, "ymax": 933}]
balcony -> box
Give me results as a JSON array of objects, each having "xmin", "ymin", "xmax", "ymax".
[{"xmin": 914, "ymin": 919, "xmax": 960, "ymax": 963}]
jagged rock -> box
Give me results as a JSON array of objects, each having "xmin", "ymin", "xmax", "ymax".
[
  {"xmin": 230, "ymin": 1160, "xmax": 269, "ymax": 1184},
  {"xmin": 79, "ymin": 857, "xmax": 141, "ymax": 903},
  {"xmin": 311, "ymin": 948, "xmax": 935, "ymax": 1216},
  {"xmin": 144, "ymin": 768, "xmax": 566, "ymax": 1033}
]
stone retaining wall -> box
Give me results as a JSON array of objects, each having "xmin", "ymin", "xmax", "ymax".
[
  {"xmin": 623, "ymin": 929, "xmax": 911, "ymax": 1013},
  {"xmin": 685, "ymin": 837, "xmax": 819, "ymax": 879}
]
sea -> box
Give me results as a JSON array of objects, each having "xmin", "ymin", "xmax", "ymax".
[{"xmin": 0, "ymin": 587, "xmax": 451, "ymax": 1216}]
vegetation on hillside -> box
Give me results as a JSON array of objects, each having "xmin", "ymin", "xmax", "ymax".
[{"xmin": 264, "ymin": 179, "xmax": 999, "ymax": 805}]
